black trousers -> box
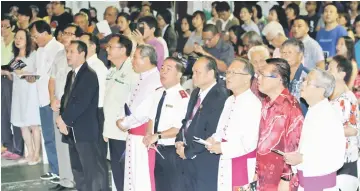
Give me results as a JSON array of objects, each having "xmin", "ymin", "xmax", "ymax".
[
  {"xmin": 68, "ymin": 139, "xmax": 109, "ymax": 191},
  {"xmin": 155, "ymin": 145, "xmax": 184, "ymax": 191},
  {"xmin": 109, "ymin": 139, "xmax": 126, "ymax": 191},
  {"xmin": 98, "ymin": 108, "xmax": 107, "ymax": 158},
  {"xmin": 1, "ymin": 76, "xmax": 23, "ymax": 155}
]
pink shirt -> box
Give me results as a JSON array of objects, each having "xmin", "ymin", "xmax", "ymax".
[{"xmin": 147, "ymin": 38, "xmax": 165, "ymax": 71}]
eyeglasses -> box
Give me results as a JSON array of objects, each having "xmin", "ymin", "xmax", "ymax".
[
  {"xmin": 257, "ymin": 71, "xmax": 277, "ymax": 79},
  {"xmin": 62, "ymin": 31, "xmax": 75, "ymax": 36},
  {"xmin": 225, "ymin": 70, "xmax": 249, "ymax": 76}
]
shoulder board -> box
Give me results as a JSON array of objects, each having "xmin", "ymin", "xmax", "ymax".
[
  {"xmin": 155, "ymin": 86, "xmax": 163, "ymax": 91},
  {"xmin": 179, "ymin": 90, "xmax": 188, "ymax": 98}
]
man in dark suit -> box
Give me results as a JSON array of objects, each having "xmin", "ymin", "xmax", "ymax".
[
  {"xmin": 56, "ymin": 40, "xmax": 108, "ymax": 191},
  {"xmin": 175, "ymin": 56, "xmax": 229, "ymax": 191}
]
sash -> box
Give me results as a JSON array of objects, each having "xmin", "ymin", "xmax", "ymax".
[
  {"xmin": 128, "ymin": 122, "xmax": 148, "ymax": 136},
  {"xmin": 298, "ymin": 170, "xmax": 336, "ymax": 191}
]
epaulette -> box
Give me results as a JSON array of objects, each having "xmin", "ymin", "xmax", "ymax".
[
  {"xmin": 179, "ymin": 90, "xmax": 188, "ymax": 98},
  {"xmin": 155, "ymin": 86, "xmax": 163, "ymax": 91}
]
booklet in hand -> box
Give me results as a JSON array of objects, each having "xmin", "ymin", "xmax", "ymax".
[
  {"xmin": 2, "ymin": 58, "xmax": 27, "ymax": 71},
  {"xmin": 20, "ymin": 74, "xmax": 40, "ymax": 80},
  {"xmin": 124, "ymin": 103, "xmax": 131, "ymax": 116},
  {"xmin": 193, "ymin": 136, "xmax": 212, "ymax": 146}
]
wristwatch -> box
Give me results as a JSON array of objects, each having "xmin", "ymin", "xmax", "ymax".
[{"xmin": 157, "ymin": 132, "xmax": 162, "ymax": 139}]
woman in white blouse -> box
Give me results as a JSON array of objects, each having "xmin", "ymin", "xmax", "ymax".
[{"xmin": 11, "ymin": 29, "xmax": 41, "ymax": 165}]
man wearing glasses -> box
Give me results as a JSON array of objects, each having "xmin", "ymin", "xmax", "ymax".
[
  {"xmin": 194, "ymin": 24, "xmax": 234, "ymax": 77},
  {"xmin": 255, "ymin": 58, "xmax": 303, "ymax": 191},
  {"xmin": 205, "ymin": 58, "xmax": 262, "ymax": 191}
]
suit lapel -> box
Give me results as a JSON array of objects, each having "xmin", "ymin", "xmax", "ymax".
[{"xmin": 191, "ymin": 83, "xmax": 219, "ymax": 121}]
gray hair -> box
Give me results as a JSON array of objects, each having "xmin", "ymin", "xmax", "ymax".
[
  {"xmin": 262, "ymin": 21, "xmax": 285, "ymax": 38},
  {"xmin": 281, "ymin": 38, "xmax": 305, "ymax": 54},
  {"xmin": 247, "ymin": 45, "xmax": 270, "ymax": 61},
  {"xmin": 242, "ymin": 31, "xmax": 263, "ymax": 46},
  {"xmin": 311, "ymin": 68, "xmax": 335, "ymax": 98},
  {"xmin": 137, "ymin": 44, "xmax": 157, "ymax": 66},
  {"xmin": 233, "ymin": 58, "xmax": 255, "ymax": 77}
]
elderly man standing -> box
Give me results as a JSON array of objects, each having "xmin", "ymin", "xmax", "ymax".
[
  {"xmin": 102, "ymin": 34, "xmax": 139, "ymax": 191},
  {"xmin": 247, "ymin": 45, "xmax": 270, "ymax": 99},
  {"xmin": 262, "ymin": 21, "xmax": 287, "ymax": 58},
  {"xmin": 284, "ymin": 68, "xmax": 346, "ymax": 191},
  {"xmin": 206, "ymin": 58, "xmax": 262, "ymax": 191},
  {"xmin": 175, "ymin": 56, "xmax": 228, "ymax": 191},
  {"xmin": 280, "ymin": 38, "xmax": 309, "ymax": 115},
  {"xmin": 255, "ymin": 58, "xmax": 303, "ymax": 191},
  {"xmin": 116, "ymin": 45, "xmax": 162, "ymax": 191}
]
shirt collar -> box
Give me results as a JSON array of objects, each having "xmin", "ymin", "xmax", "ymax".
[
  {"xmin": 162, "ymin": 24, "xmax": 169, "ymax": 37},
  {"xmin": 301, "ymin": 35, "xmax": 310, "ymax": 43},
  {"xmin": 199, "ymin": 82, "xmax": 217, "ymax": 101},
  {"xmin": 233, "ymin": 88, "xmax": 252, "ymax": 100},
  {"xmin": 293, "ymin": 64, "xmax": 306, "ymax": 82},
  {"xmin": 165, "ymin": 83, "xmax": 182, "ymax": 94},
  {"xmin": 264, "ymin": 88, "xmax": 291, "ymax": 108},
  {"xmin": 73, "ymin": 63, "xmax": 84, "ymax": 75},
  {"xmin": 44, "ymin": 37, "xmax": 56, "ymax": 51},
  {"xmin": 140, "ymin": 67, "xmax": 158, "ymax": 80}
]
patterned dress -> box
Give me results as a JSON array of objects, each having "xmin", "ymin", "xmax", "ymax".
[{"xmin": 256, "ymin": 89, "xmax": 304, "ymax": 191}]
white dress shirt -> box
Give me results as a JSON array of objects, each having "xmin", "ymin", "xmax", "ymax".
[
  {"xmin": 296, "ymin": 99, "xmax": 345, "ymax": 177},
  {"xmin": 121, "ymin": 67, "xmax": 162, "ymax": 129},
  {"xmin": 103, "ymin": 58, "xmax": 139, "ymax": 140},
  {"xmin": 50, "ymin": 49, "xmax": 71, "ymax": 100},
  {"xmin": 87, "ymin": 54, "xmax": 108, "ymax": 108},
  {"xmin": 162, "ymin": 24, "xmax": 169, "ymax": 38},
  {"xmin": 36, "ymin": 37, "xmax": 65, "ymax": 107},
  {"xmin": 149, "ymin": 83, "xmax": 189, "ymax": 145}
]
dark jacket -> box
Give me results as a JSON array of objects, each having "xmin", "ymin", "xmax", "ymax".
[
  {"xmin": 163, "ymin": 25, "xmax": 178, "ymax": 56},
  {"xmin": 60, "ymin": 62, "xmax": 99, "ymax": 143}
]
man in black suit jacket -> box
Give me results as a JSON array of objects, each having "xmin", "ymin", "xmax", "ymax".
[
  {"xmin": 56, "ymin": 40, "xmax": 108, "ymax": 191},
  {"xmin": 175, "ymin": 56, "xmax": 229, "ymax": 191}
]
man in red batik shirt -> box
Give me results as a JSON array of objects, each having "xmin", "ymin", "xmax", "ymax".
[{"xmin": 255, "ymin": 58, "xmax": 304, "ymax": 191}]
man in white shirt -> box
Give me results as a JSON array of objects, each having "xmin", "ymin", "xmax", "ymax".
[
  {"xmin": 206, "ymin": 58, "xmax": 262, "ymax": 191},
  {"xmin": 284, "ymin": 68, "xmax": 346, "ymax": 191},
  {"xmin": 29, "ymin": 20, "xmax": 61, "ymax": 181},
  {"xmin": 116, "ymin": 45, "xmax": 162, "ymax": 191},
  {"xmin": 80, "ymin": 32, "xmax": 108, "ymax": 158},
  {"xmin": 143, "ymin": 57, "xmax": 189, "ymax": 191},
  {"xmin": 102, "ymin": 34, "xmax": 139, "ymax": 191},
  {"xmin": 262, "ymin": 21, "xmax": 287, "ymax": 58},
  {"xmin": 48, "ymin": 23, "xmax": 83, "ymax": 190}
]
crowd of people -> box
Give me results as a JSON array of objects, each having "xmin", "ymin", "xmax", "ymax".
[{"xmin": 1, "ymin": 1, "xmax": 360, "ymax": 191}]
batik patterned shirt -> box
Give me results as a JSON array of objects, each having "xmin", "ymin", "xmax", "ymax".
[{"xmin": 256, "ymin": 89, "xmax": 304, "ymax": 191}]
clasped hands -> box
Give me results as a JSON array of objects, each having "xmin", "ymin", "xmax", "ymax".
[{"xmin": 56, "ymin": 115, "xmax": 68, "ymax": 135}]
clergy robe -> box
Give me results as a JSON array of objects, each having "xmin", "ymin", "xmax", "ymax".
[
  {"xmin": 211, "ymin": 89, "xmax": 262, "ymax": 191},
  {"xmin": 296, "ymin": 99, "xmax": 346, "ymax": 191},
  {"xmin": 120, "ymin": 67, "xmax": 162, "ymax": 191}
]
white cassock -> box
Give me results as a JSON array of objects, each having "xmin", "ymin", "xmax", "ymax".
[
  {"xmin": 296, "ymin": 99, "xmax": 346, "ymax": 191},
  {"xmin": 120, "ymin": 67, "xmax": 162, "ymax": 191},
  {"xmin": 211, "ymin": 89, "xmax": 262, "ymax": 191}
]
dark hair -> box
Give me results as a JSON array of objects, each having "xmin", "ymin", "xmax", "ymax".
[
  {"xmin": 294, "ymin": 16, "xmax": 310, "ymax": 28},
  {"xmin": 339, "ymin": 12, "xmax": 351, "ymax": 28},
  {"xmin": 281, "ymin": 38, "xmax": 305, "ymax": 54},
  {"xmin": 355, "ymin": 14, "xmax": 360, "ymax": 25},
  {"xmin": 70, "ymin": 40, "xmax": 88, "ymax": 58},
  {"xmin": 165, "ymin": 57, "xmax": 186, "ymax": 74},
  {"xmin": 81, "ymin": 32, "xmax": 100, "ymax": 55},
  {"xmin": 182, "ymin": 15, "xmax": 195, "ymax": 31},
  {"xmin": 216, "ymin": 1, "xmax": 231, "ymax": 13},
  {"xmin": 17, "ymin": 6, "xmax": 33, "ymax": 21},
  {"xmin": 241, "ymin": 5, "xmax": 253, "ymax": 15},
  {"xmin": 29, "ymin": 5, "xmax": 39, "ymax": 14},
  {"xmin": 286, "ymin": 3, "xmax": 300, "ymax": 17},
  {"xmin": 266, "ymin": 58, "xmax": 291, "ymax": 88},
  {"xmin": 332, "ymin": 55, "xmax": 353, "ymax": 84},
  {"xmin": 212, "ymin": 1, "xmax": 220, "ymax": 7},
  {"xmin": 192, "ymin": 11, "xmax": 206, "ymax": 26},
  {"xmin": 64, "ymin": 23, "xmax": 83, "ymax": 37},
  {"xmin": 89, "ymin": 7, "xmax": 99, "ymax": 23},
  {"xmin": 338, "ymin": 36, "xmax": 355, "ymax": 60},
  {"xmin": 64, "ymin": 7, "xmax": 73, "ymax": 16},
  {"xmin": 202, "ymin": 56, "xmax": 219, "ymax": 80},
  {"xmin": 1, "ymin": 14, "xmax": 16, "ymax": 29},
  {"xmin": 203, "ymin": 24, "xmax": 219, "ymax": 35},
  {"xmin": 12, "ymin": 29, "xmax": 32, "ymax": 58},
  {"xmin": 60, "ymin": 1, "xmax": 66, "ymax": 6},
  {"xmin": 229, "ymin": 25, "xmax": 246, "ymax": 49},
  {"xmin": 157, "ymin": 9, "xmax": 172, "ymax": 25},
  {"xmin": 111, "ymin": 34, "xmax": 133, "ymax": 57},
  {"xmin": 79, "ymin": 8, "xmax": 91, "ymax": 26},
  {"xmin": 253, "ymin": 5, "xmax": 263, "ymax": 19},
  {"xmin": 28, "ymin": 20, "xmax": 51, "ymax": 34},
  {"xmin": 270, "ymin": 5, "xmax": 289, "ymax": 30},
  {"xmin": 138, "ymin": 16, "xmax": 158, "ymax": 31},
  {"xmin": 323, "ymin": 3, "xmax": 338, "ymax": 13},
  {"xmin": 117, "ymin": 12, "xmax": 131, "ymax": 23},
  {"xmin": 235, "ymin": 58, "xmax": 255, "ymax": 77}
]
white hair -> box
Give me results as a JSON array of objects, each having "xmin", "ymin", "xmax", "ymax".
[
  {"xmin": 248, "ymin": 45, "xmax": 270, "ymax": 61},
  {"xmin": 311, "ymin": 68, "xmax": 335, "ymax": 98},
  {"xmin": 262, "ymin": 21, "xmax": 285, "ymax": 38}
]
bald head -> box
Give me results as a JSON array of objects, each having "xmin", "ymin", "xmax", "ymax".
[{"xmin": 104, "ymin": 6, "xmax": 119, "ymax": 25}]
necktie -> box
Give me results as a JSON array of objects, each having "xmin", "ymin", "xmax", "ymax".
[
  {"xmin": 64, "ymin": 71, "xmax": 76, "ymax": 108},
  {"xmin": 190, "ymin": 96, "xmax": 201, "ymax": 120},
  {"xmin": 153, "ymin": 91, "xmax": 167, "ymax": 135}
]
